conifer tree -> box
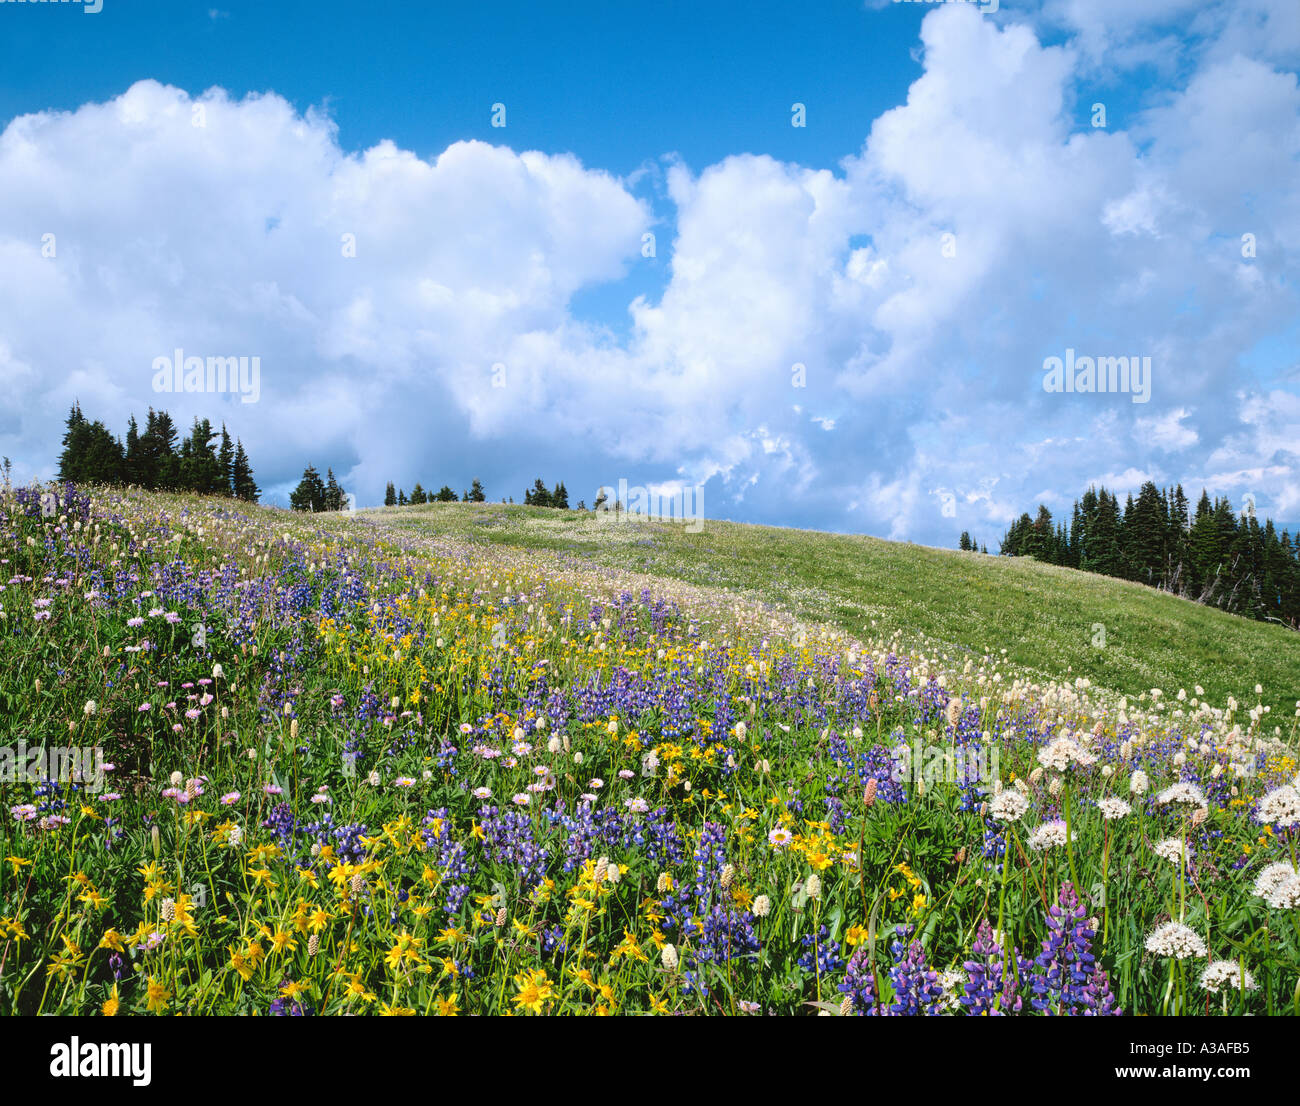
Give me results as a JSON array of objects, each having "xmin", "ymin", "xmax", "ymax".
[
  {"xmin": 218, "ymin": 425, "xmax": 235, "ymax": 497},
  {"xmin": 290, "ymin": 465, "xmax": 327, "ymax": 512},
  {"xmin": 231, "ymin": 441, "xmax": 259, "ymax": 502},
  {"xmin": 324, "ymin": 468, "xmax": 345, "ymax": 511}
]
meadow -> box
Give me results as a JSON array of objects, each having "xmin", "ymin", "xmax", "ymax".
[{"xmin": 1, "ymin": 483, "xmax": 1298, "ymax": 1016}]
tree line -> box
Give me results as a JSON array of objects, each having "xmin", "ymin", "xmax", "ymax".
[
  {"xmin": 996, "ymin": 481, "xmax": 1300, "ymax": 627},
  {"xmin": 56, "ymin": 403, "xmax": 259, "ymax": 500},
  {"xmin": 383, "ymin": 479, "xmax": 486, "ymax": 505},
  {"xmin": 378, "ymin": 477, "xmax": 581, "ymax": 509}
]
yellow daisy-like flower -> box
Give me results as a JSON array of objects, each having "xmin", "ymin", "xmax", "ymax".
[
  {"xmin": 146, "ymin": 976, "xmax": 170, "ymax": 1014},
  {"xmin": 513, "ymin": 968, "xmax": 553, "ymax": 1015}
]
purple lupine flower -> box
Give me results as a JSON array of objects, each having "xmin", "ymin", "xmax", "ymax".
[{"xmin": 888, "ymin": 925, "xmax": 944, "ymax": 1015}]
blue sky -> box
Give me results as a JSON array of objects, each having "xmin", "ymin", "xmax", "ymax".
[{"xmin": 1, "ymin": 0, "xmax": 1298, "ymax": 544}]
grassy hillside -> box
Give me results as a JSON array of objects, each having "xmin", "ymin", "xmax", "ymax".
[
  {"xmin": 365, "ymin": 502, "xmax": 1300, "ymax": 722},
  {"xmin": 5, "ymin": 484, "xmax": 1299, "ymax": 1017}
]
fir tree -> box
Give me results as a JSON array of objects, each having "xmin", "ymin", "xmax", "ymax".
[
  {"xmin": 218, "ymin": 425, "xmax": 235, "ymax": 497},
  {"xmin": 324, "ymin": 468, "xmax": 345, "ymax": 511},
  {"xmin": 231, "ymin": 441, "xmax": 259, "ymax": 502},
  {"xmin": 289, "ymin": 465, "xmax": 327, "ymax": 512}
]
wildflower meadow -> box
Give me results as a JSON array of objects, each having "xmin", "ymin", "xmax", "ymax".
[{"xmin": 2, "ymin": 481, "xmax": 1298, "ymax": 1019}]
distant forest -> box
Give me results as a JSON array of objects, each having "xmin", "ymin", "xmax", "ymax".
[
  {"xmin": 380, "ymin": 477, "xmax": 580, "ymax": 509},
  {"xmin": 987, "ymin": 481, "xmax": 1300, "ymax": 628},
  {"xmin": 55, "ymin": 403, "xmax": 260, "ymax": 501}
]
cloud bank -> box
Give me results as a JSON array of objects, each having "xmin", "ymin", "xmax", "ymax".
[{"xmin": 1, "ymin": 1, "xmax": 1297, "ymax": 543}]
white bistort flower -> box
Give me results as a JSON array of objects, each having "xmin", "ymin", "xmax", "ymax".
[
  {"xmin": 1144, "ymin": 922, "xmax": 1207, "ymax": 960},
  {"xmin": 1130, "ymin": 770, "xmax": 1149, "ymax": 796}
]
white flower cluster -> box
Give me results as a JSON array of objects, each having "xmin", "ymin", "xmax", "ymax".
[
  {"xmin": 1198, "ymin": 960, "xmax": 1256, "ymax": 995},
  {"xmin": 1144, "ymin": 922, "xmax": 1207, "ymax": 960},
  {"xmin": 1096, "ymin": 797, "xmax": 1131, "ymax": 820},
  {"xmin": 1252, "ymin": 862, "xmax": 1300, "ymax": 910},
  {"xmin": 1152, "ymin": 837, "xmax": 1190, "ymax": 865},
  {"xmin": 989, "ymin": 789, "xmax": 1029, "ymax": 824},
  {"xmin": 1256, "ymin": 784, "xmax": 1300, "ymax": 829},
  {"xmin": 1156, "ymin": 781, "xmax": 1207, "ymax": 809},
  {"xmin": 1027, "ymin": 820, "xmax": 1074, "ymax": 851},
  {"xmin": 1036, "ymin": 736, "xmax": 1097, "ymax": 772}
]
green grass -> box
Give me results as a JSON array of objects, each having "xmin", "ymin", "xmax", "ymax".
[{"xmin": 363, "ymin": 501, "xmax": 1300, "ymax": 720}]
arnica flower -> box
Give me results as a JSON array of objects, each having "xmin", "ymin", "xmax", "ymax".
[
  {"xmin": 1199, "ymin": 960, "xmax": 1256, "ymax": 995},
  {"xmin": 1256, "ymin": 784, "xmax": 1300, "ymax": 829},
  {"xmin": 1096, "ymin": 797, "xmax": 1131, "ymax": 820},
  {"xmin": 989, "ymin": 789, "xmax": 1029, "ymax": 824},
  {"xmin": 1144, "ymin": 922, "xmax": 1207, "ymax": 960}
]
